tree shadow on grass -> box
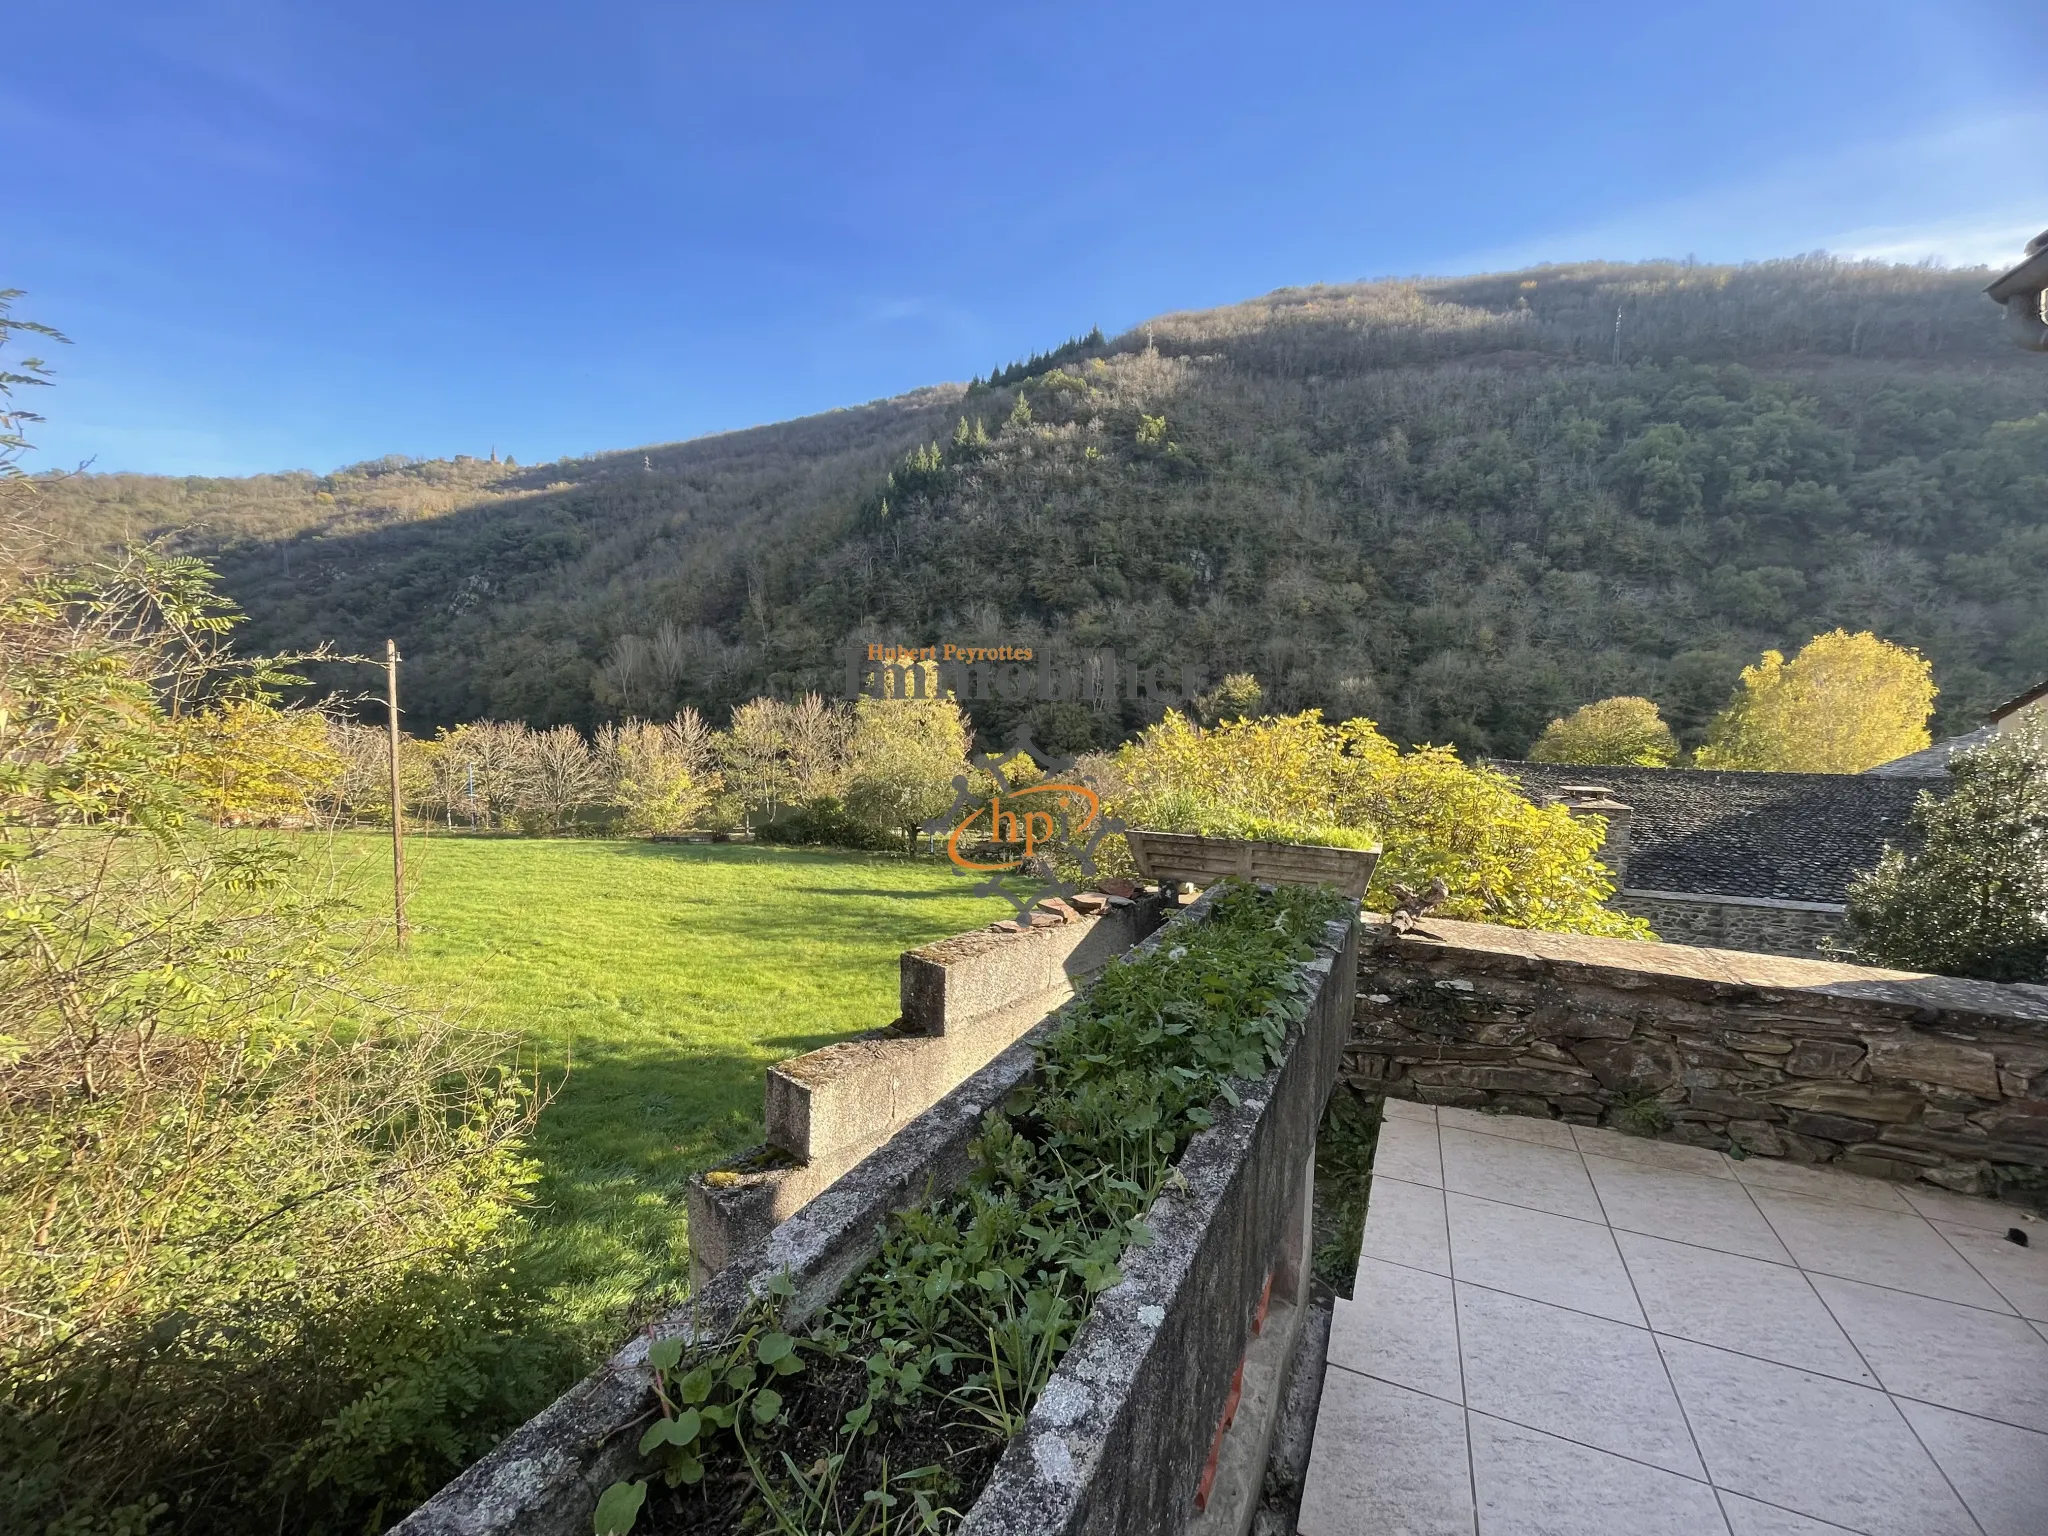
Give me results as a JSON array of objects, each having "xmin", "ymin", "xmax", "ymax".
[
  {"xmin": 521, "ymin": 1040, "xmax": 768, "ymax": 1322},
  {"xmin": 599, "ymin": 841, "xmax": 894, "ymax": 867},
  {"xmin": 793, "ymin": 885, "xmax": 985, "ymax": 900},
  {"xmin": 650, "ymin": 903, "xmax": 983, "ymax": 955},
  {"xmin": 507, "ymin": 837, "xmax": 1020, "ymax": 1338}
]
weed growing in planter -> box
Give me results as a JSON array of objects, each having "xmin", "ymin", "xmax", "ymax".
[{"xmin": 600, "ymin": 882, "xmax": 1349, "ymax": 1535}]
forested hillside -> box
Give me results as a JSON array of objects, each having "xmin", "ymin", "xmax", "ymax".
[{"xmin": 25, "ymin": 259, "xmax": 2048, "ymax": 755}]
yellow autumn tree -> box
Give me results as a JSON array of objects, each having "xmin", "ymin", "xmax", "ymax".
[
  {"xmin": 1105, "ymin": 710, "xmax": 1649, "ymax": 937},
  {"xmin": 1695, "ymin": 630, "xmax": 1936, "ymax": 773},
  {"xmin": 173, "ymin": 699, "xmax": 343, "ymax": 825},
  {"xmin": 1527, "ymin": 696, "xmax": 1678, "ymax": 767}
]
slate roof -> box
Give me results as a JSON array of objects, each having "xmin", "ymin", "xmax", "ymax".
[
  {"xmin": 1864, "ymin": 726, "xmax": 1997, "ymax": 778},
  {"xmin": 1496, "ymin": 761, "xmax": 1935, "ymax": 905},
  {"xmin": 1991, "ymin": 678, "xmax": 2048, "ymax": 724}
]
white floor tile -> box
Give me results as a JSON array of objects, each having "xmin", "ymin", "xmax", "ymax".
[
  {"xmin": 1445, "ymin": 1193, "xmax": 1644, "ymax": 1325},
  {"xmin": 1455, "ymin": 1284, "xmax": 1702, "ymax": 1479},
  {"xmin": 1334, "ymin": 1095, "xmax": 2048, "ymax": 1536},
  {"xmin": 1657, "ymin": 1336, "xmax": 1977, "ymax": 1536},
  {"xmin": 1727, "ymin": 1159, "xmax": 1913, "ymax": 1212},
  {"xmin": 1330, "ymin": 1258, "xmax": 1462, "ymax": 1402},
  {"xmin": 1810, "ymin": 1273, "xmax": 2048, "ymax": 1433},
  {"xmin": 1436, "ymin": 1103, "xmax": 1580, "ymax": 1149},
  {"xmin": 1587, "ymin": 1155, "xmax": 1794, "ymax": 1264},
  {"xmin": 1750, "ymin": 1191, "xmax": 2013, "ymax": 1310},
  {"xmin": 1716, "ymin": 1491, "xmax": 1865, "ymax": 1534},
  {"xmin": 1298, "ymin": 1370, "xmax": 1474, "ymax": 1536},
  {"xmin": 1360, "ymin": 1175, "xmax": 1452, "ymax": 1278},
  {"xmin": 1375, "ymin": 1115, "xmax": 1446, "ymax": 1188},
  {"xmin": 1616, "ymin": 1231, "xmax": 1874, "ymax": 1384},
  {"xmin": 1572, "ymin": 1124, "xmax": 1736, "ymax": 1179},
  {"xmin": 1896, "ymin": 1396, "xmax": 2048, "ymax": 1536},
  {"xmin": 1440, "ymin": 1126, "xmax": 1603, "ymax": 1222},
  {"xmin": 1930, "ymin": 1218, "xmax": 2048, "ymax": 1322},
  {"xmin": 1380, "ymin": 1096, "xmax": 1439, "ymax": 1125},
  {"xmin": 1469, "ymin": 1413, "xmax": 1728, "ymax": 1535},
  {"xmin": 1897, "ymin": 1182, "xmax": 2032, "ymax": 1233}
]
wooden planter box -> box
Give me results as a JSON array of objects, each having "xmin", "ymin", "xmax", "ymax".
[{"xmin": 1125, "ymin": 829, "xmax": 1380, "ymax": 899}]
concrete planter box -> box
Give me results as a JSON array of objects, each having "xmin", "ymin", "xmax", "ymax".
[
  {"xmin": 685, "ymin": 893, "xmax": 1168, "ymax": 1287},
  {"xmin": 958, "ymin": 900, "xmax": 1360, "ymax": 1536},
  {"xmin": 394, "ymin": 891, "xmax": 1359, "ymax": 1536},
  {"xmin": 1126, "ymin": 830, "xmax": 1379, "ymax": 900}
]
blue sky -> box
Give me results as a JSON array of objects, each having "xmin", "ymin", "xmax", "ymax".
[{"xmin": 8, "ymin": 1, "xmax": 2047, "ymax": 476}]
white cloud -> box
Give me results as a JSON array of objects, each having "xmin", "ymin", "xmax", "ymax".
[
  {"xmin": 1448, "ymin": 111, "xmax": 2048, "ymax": 276},
  {"xmin": 1823, "ymin": 215, "xmax": 2043, "ymax": 269}
]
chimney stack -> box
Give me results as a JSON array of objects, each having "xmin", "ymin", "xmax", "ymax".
[{"xmin": 1551, "ymin": 783, "xmax": 1632, "ymax": 886}]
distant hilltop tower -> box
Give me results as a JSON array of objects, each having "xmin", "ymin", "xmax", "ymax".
[
  {"xmin": 489, "ymin": 445, "xmax": 498, "ymax": 464},
  {"xmin": 1987, "ymin": 228, "xmax": 2048, "ymax": 351}
]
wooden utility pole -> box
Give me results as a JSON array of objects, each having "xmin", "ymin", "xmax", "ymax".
[{"xmin": 386, "ymin": 639, "xmax": 408, "ymax": 948}]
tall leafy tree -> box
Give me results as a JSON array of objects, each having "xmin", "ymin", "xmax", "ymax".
[
  {"xmin": 0, "ymin": 288, "xmax": 66, "ymax": 489},
  {"xmin": 1, "ymin": 311, "xmax": 554, "ymax": 1533},
  {"xmin": 1841, "ymin": 724, "xmax": 2048, "ymax": 981},
  {"xmin": 844, "ymin": 695, "xmax": 972, "ymax": 850},
  {"xmin": 2, "ymin": 551, "xmax": 551, "ymax": 1535},
  {"xmin": 1694, "ymin": 630, "xmax": 1935, "ymax": 773},
  {"xmin": 1194, "ymin": 671, "xmax": 1267, "ymax": 725},
  {"xmin": 1527, "ymin": 696, "xmax": 1678, "ymax": 767}
]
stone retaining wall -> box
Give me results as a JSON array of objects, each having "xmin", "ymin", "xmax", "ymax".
[
  {"xmin": 1617, "ymin": 889, "xmax": 1846, "ymax": 961},
  {"xmin": 1347, "ymin": 915, "xmax": 2048, "ymax": 1200}
]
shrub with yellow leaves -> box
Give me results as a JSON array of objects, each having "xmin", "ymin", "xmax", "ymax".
[{"xmin": 1104, "ymin": 710, "xmax": 1650, "ymax": 938}]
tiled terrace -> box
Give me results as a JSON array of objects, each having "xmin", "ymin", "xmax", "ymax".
[{"xmin": 1299, "ymin": 1101, "xmax": 2048, "ymax": 1536}]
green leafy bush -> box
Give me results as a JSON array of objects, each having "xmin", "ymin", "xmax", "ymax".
[
  {"xmin": 1527, "ymin": 696, "xmax": 1678, "ymax": 767},
  {"xmin": 756, "ymin": 796, "xmax": 903, "ymax": 851},
  {"xmin": 1134, "ymin": 795, "xmax": 1379, "ymax": 851},
  {"xmin": 1840, "ymin": 723, "xmax": 2048, "ymax": 981},
  {"xmin": 605, "ymin": 881, "xmax": 1350, "ymax": 1533},
  {"xmin": 1, "ymin": 553, "xmax": 560, "ymax": 1535}
]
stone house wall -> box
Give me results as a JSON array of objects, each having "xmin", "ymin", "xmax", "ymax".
[
  {"xmin": 1346, "ymin": 915, "xmax": 2048, "ymax": 1200},
  {"xmin": 1616, "ymin": 890, "xmax": 1846, "ymax": 961}
]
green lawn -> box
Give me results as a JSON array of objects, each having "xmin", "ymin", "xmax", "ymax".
[{"xmin": 353, "ymin": 835, "xmax": 1013, "ymax": 1345}]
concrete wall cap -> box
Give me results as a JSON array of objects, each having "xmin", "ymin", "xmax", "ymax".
[{"xmin": 1366, "ymin": 913, "xmax": 2048, "ymax": 1034}]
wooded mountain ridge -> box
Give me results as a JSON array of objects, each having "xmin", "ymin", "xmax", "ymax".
[{"xmin": 26, "ymin": 258, "xmax": 2048, "ymax": 758}]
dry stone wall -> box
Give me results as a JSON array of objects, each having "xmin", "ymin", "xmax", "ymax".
[
  {"xmin": 1616, "ymin": 891, "xmax": 1845, "ymax": 961},
  {"xmin": 1347, "ymin": 915, "xmax": 2048, "ymax": 1201}
]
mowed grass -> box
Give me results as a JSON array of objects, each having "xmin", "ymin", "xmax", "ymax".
[{"xmin": 345, "ymin": 834, "xmax": 1013, "ymax": 1346}]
